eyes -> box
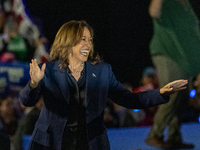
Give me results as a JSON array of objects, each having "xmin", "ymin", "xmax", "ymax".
[{"xmin": 81, "ymin": 37, "xmax": 93, "ymax": 43}]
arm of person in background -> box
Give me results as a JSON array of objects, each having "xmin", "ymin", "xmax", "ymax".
[{"xmin": 149, "ymin": 0, "xmax": 163, "ymax": 18}]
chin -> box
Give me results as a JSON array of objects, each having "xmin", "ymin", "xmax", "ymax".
[
  {"xmin": 81, "ymin": 56, "xmax": 89, "ymax": 62},
  {"xmin": 82, "ymin": 59, "xmax": 88, "ymax": 62}
]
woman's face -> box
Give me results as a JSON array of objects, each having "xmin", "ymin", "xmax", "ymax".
[{"xmin": 71, "ymin": 27, "xmax": 92, "ymax": 62}]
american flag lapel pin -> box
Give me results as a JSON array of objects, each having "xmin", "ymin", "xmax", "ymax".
[{"xmin": 92, "ymin": 73, "xmax": 96, "ymax": 77}]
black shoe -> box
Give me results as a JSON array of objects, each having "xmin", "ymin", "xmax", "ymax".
[
  {"xmin": 164, "ymin": 141, "xmax": 194, "ymax": 149},
  {"xmin": 145, "ymin": 136, "xmax": 165, "ymax": 148}
]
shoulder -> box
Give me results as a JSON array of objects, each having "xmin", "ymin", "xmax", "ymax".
[
  {"xmin": 45, "ymin": 60, "xmax": 57, "ymax": 66},
  {"xmin": 86, "ymin": 61, "xmax": 112, "ymax": 71},
  {"xmin": 44, "ymin": 60, "xmax": 59, "ymax": 69},
  {"xmin": 38, "ymin": 60, "xmax": 60, "ymax": 73},
  {"xmin": 87, "ymin": 61, "xmax": 110, "ymax": 68}
]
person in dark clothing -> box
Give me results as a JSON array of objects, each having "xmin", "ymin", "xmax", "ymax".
[
  {"xmin": 19, "ymin": 20, "xmax": 188, "ymax": 150},
  {"xmin": 0, "ymin": 132, "xmax": 10, "ymax": 150}
]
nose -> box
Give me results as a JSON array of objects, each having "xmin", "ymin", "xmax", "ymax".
[{"xmin": 85, "ymin": 39, "xmax": 92, "ymax": 47}]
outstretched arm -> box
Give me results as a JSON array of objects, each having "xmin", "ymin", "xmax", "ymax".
[{"xmin": 160, "ymin": 79, "xmax": 188, "ymax": 96}]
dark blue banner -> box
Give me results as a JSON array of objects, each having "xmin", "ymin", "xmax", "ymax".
[{"xmin": 0, "ymin": 61, "xmax": 30, "ymax": 87}]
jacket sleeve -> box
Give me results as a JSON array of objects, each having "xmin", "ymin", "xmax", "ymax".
[
  {"xmin": 19, "ymin": 80, "xmax": 43, "ymax": 107},
  {"xmin": 107, "ymin": 64, "xmax": 169, "ymax": 109}
]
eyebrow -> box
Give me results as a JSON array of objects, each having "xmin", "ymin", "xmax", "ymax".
[{"xmin": 82, "ymin": 36, "xmax": 92, "ymax": 38}]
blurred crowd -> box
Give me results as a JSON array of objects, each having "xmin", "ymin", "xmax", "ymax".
[
  {"xmin": 0, "ymin": 0, "xmax": 200, "ymax": 150},
  {"xmin": 0, "ymin": 0, "xmax": 49, "ymax": 64},
  {"xmin": 0, "ymin": 0, "xmax": 49, "ymax": 149}
]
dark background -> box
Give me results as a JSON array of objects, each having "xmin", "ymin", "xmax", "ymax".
[{"xmin": 23, "ymin": 0, "xmax": 200, "ymax": 87}]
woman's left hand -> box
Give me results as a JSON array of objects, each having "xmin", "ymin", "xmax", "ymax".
[{"xmin": 160, "ymin": 79, "xmax": 188, "ymax": 96}]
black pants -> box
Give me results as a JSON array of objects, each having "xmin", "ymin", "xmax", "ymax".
[{"xmin": 62, "ymin": 126, "xmax": 89, "ymax": 150}]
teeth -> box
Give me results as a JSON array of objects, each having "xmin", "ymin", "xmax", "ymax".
[
  {"xmin": 80, "ymin": 50, "xmax": 89, "ymax": 56},
  {"xmin": 80, "ymin": 50, "xmax": 89, "ymax": 53}
]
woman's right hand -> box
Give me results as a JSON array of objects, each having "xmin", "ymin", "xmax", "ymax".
[{"xmin": 30, "ymin": 59, "xmax": 46, "ymax": 88}]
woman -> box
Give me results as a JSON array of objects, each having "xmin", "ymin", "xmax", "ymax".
[{"xmin": 19, "ymin": 20, "xmax": 188, "ymax": 150}]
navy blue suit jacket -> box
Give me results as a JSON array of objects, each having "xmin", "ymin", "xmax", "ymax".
[{"xmin": 20, "ymin": 60, "xmax": 168, "ymax": 150}]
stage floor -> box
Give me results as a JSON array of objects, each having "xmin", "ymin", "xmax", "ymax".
[{"xmin": 107, "ymin": 123, "xmax": 200, "ymax": 150}]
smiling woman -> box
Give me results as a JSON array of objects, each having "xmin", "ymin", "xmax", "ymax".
[
  {"xmin": 49, "ymin": 20, "xmax": 101, "ymax": 81},
  {"xmin": 68, "ymin": 27, "xmax": 93, "ymax": 79},
  {"xmin": 50, "ymin": 20, "xmax": 100, "ymax": 69},
  {"xmin": 19, "ymin": 20, "xmax": 188, "ymax": 150}
]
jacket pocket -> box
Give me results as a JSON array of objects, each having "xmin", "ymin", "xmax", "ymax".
[{"xmin": 32, "ymin": 119, "xmax": 50, "ymax": 147}]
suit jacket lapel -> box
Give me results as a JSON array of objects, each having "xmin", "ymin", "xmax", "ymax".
[
  {"xmin": 53, "ymin": 61, "xmax": 70, "ymax": 104},
  {"xmin": 52, "ymin": 60, "xmax": 98, "ymax": 106},
  {"xmin": 85, "ymin": 61, "xmax": 98, "ymax": 107}
]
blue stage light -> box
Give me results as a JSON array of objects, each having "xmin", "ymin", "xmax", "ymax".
[
  {"xmin": 189, "ymin": 89, "xmax": 196, "ymax": 98},
  {"xmin": 133, "ymin": 109, "xmax": 140, "ymax": 112},
  {"xmin": 199, "ymin": 116, "xmax": 200, "ymax": 123}
]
